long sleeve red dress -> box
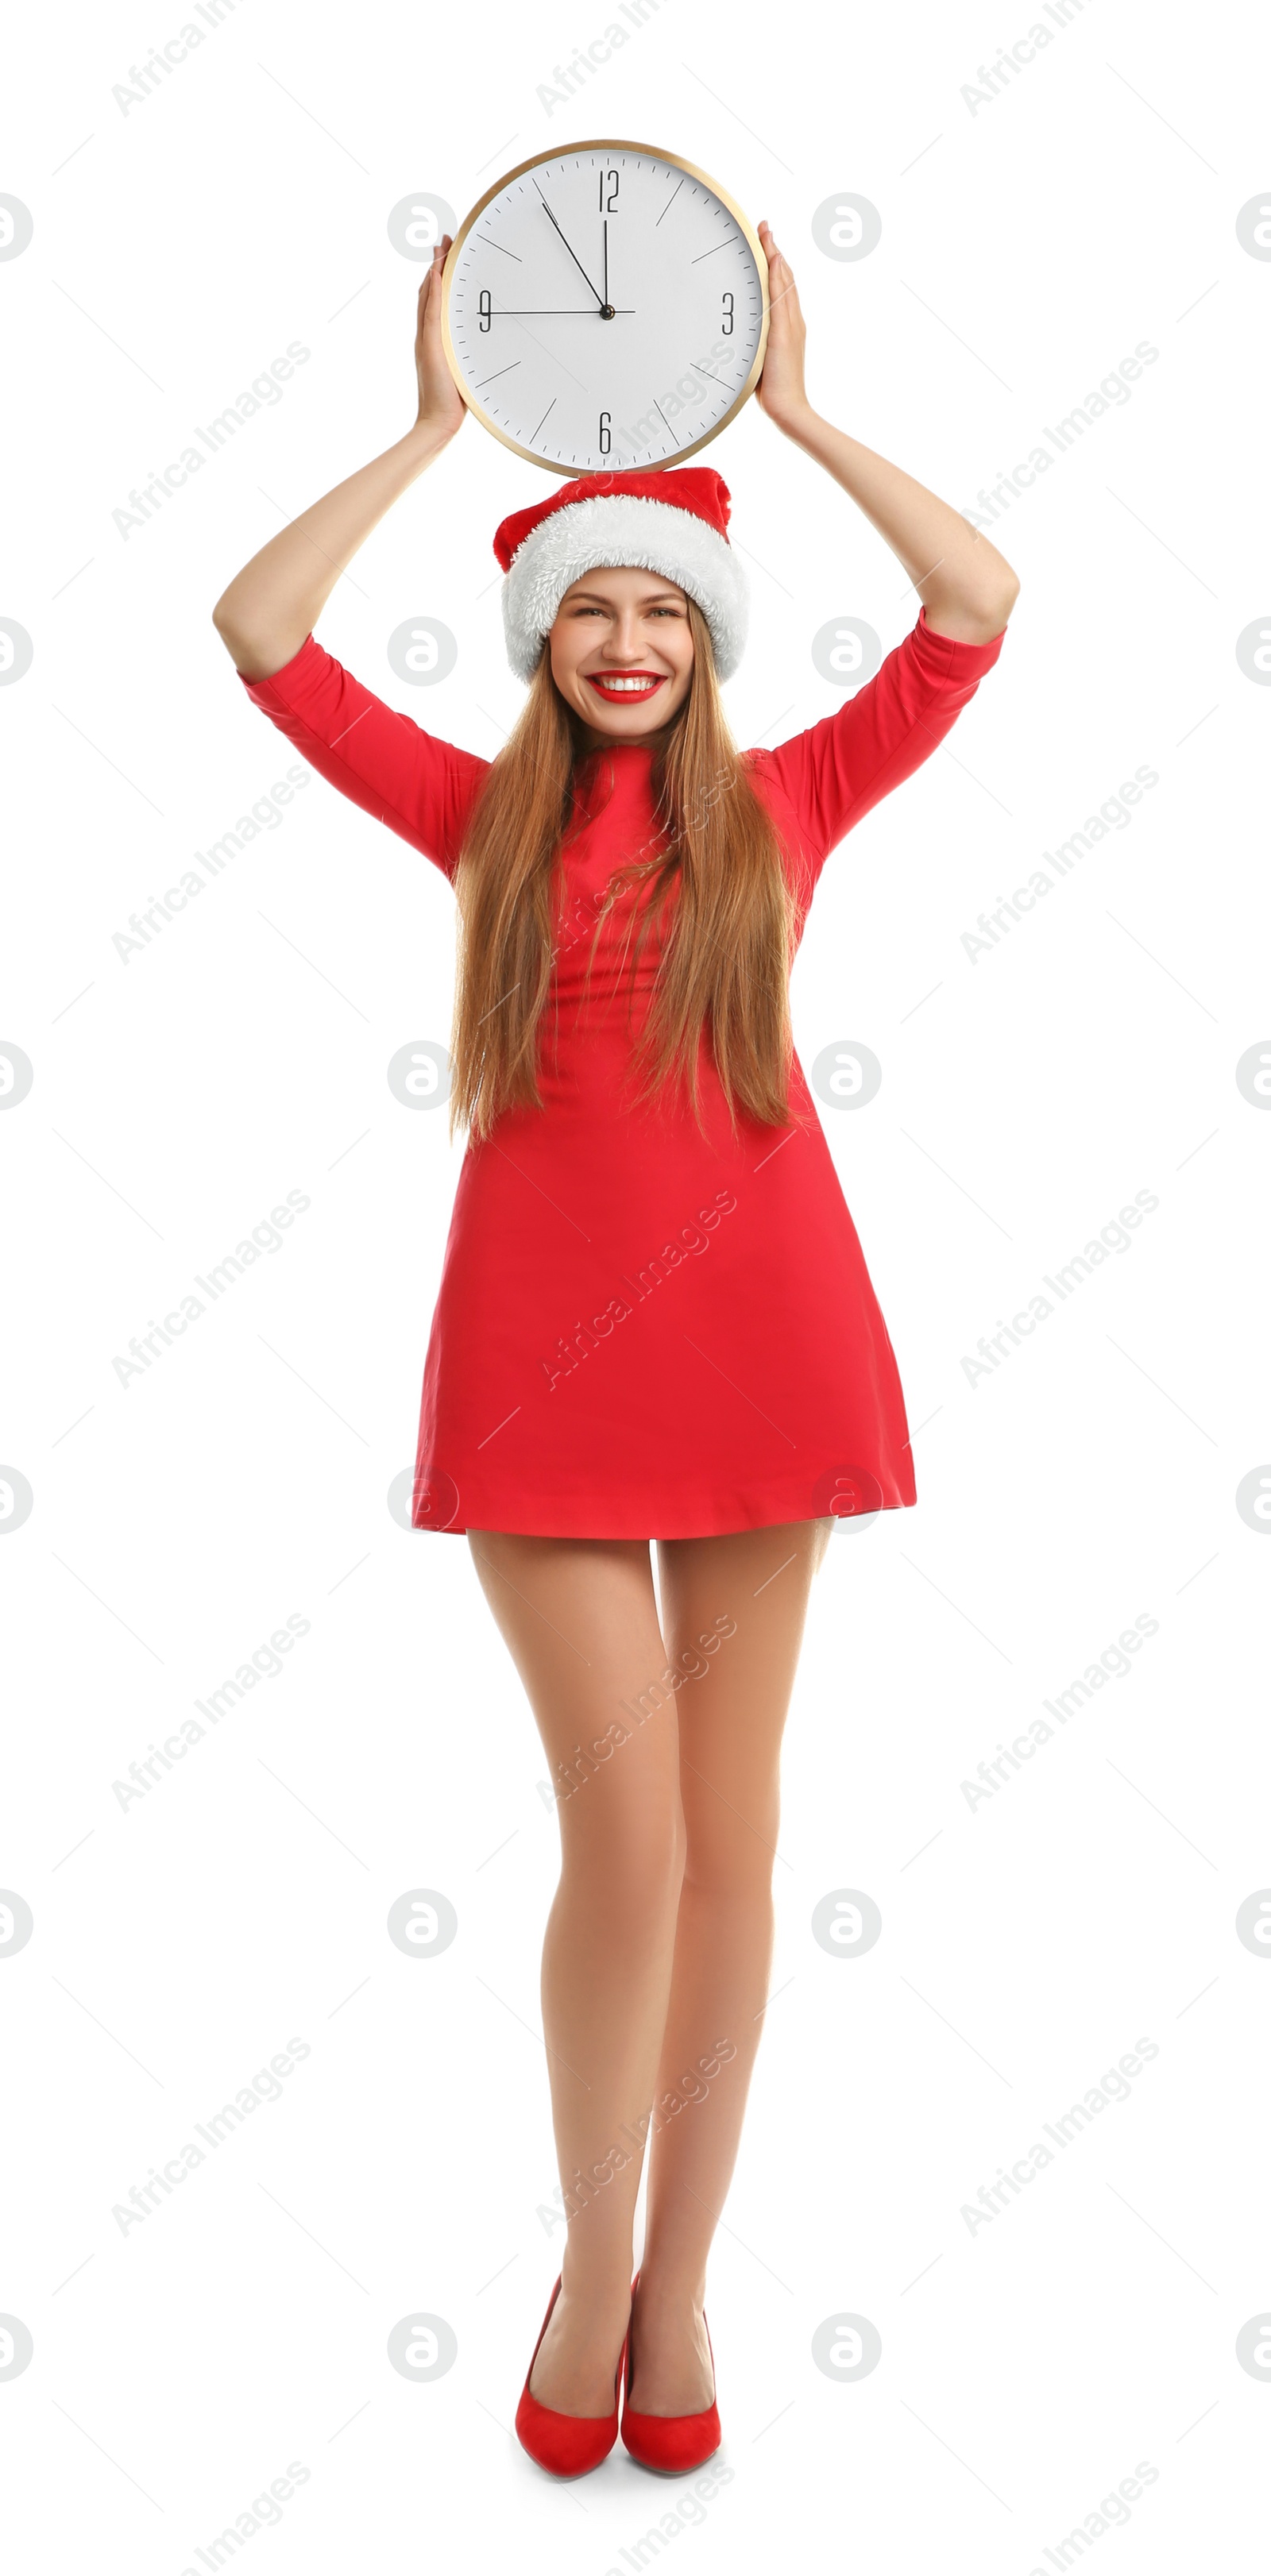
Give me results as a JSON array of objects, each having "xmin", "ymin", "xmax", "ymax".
[{"xmin": 239, "ymin": 606, "xmax": 1006, "ymax": 1537}]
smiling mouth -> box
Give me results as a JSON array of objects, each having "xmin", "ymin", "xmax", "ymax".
[{"xmin": 585, "ymin": 672, "xmax": 666, "ymax": 700}]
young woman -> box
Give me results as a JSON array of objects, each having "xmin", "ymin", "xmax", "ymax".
[{"xmin": 213, "ymin": 218, "xmax": 1018, "ymax": 2478}]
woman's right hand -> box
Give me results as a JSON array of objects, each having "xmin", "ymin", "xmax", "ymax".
[{"xmin": 415, "ymin": 237, "xmax": 467, "ymax": 442}]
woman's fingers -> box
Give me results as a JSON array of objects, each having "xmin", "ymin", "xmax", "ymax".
[
  {"xmin": 419, "ymin": 234, "xmax": 450, "ymax": 303},
  {"xmin": 413, "ymin": 236, "xmax": 466, "ymax": 436},
  {"xmin": 757, "ymin": 218, "xmax": 793, "ymax": 322},
  {"xmin": 753, "ymin": 216, "xmax": 808, "ymax": 427},
  {"xmin": 418, "ymin": 242, "xmax": 448, "ymax": 345}
]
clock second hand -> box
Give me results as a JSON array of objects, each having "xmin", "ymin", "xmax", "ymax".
[{"xmin": 534, "ymin": 184, "xmax": 612, "ymax": 314}]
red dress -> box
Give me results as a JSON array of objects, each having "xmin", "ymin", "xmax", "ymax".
[{"xmin": 239, "ymin": 607, "xmax": 1006, "ymax": 1537}]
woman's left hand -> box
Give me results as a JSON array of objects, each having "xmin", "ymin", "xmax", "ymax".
[{"xmin": 754, "ymin": 219, "xmax": 811, "ymax": 432}]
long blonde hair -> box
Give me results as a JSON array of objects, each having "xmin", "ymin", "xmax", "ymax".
[{"xmin": 449, "ymin": 596, "xmax": 805, "ymax": 1143}]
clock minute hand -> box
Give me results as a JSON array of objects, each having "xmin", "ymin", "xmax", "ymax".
[{"xmin": 535, "ymin": 189, "xmax": 608, "ymax": 313}]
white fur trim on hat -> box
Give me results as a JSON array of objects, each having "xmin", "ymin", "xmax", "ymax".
[{"xmin": 501, "ymin": 492, "xmax": 749, "ymax": 684}]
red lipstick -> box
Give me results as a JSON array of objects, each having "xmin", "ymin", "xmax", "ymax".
[{"xmin": 585, "ymin": 671, "xmax": 666, "ymax": 700}]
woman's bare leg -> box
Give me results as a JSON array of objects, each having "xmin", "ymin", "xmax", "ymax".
[
  {"xmin": 467, "ymin": 1529, "xmax": 685, "ymax": 2415},
  {"xmin": 627, "ymin": 1516, "xmax": 832, "ymax": 2413}
]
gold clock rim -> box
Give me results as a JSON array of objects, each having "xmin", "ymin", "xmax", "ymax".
[{"xmin": 439, "ymin": 138, "xmax": 771, "ymax": 480}]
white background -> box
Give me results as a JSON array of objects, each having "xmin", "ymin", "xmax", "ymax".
[{"xmin": 2, "ymin": 0, "xmax": 1269, "ymax": 2568}]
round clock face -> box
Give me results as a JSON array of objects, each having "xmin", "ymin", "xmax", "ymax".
[{"xmin": 442, "ymin": 141, "xmax": 768, "ymax": 476}]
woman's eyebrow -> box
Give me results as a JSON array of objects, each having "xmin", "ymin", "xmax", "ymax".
[{"xmin": 565, "ymin": 587, "xmax": 686, "ymax": 606}]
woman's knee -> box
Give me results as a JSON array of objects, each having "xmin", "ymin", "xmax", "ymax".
[
  {"xmin": 558, "ymin": 1835, "xmax": 686, "ymax": 1940},
  {"xmin": 680, "ymin": 1799, "xmax": 778, "ymax": 1900},
  {"xmin": 555, "ymin": 1754, "xmax": 686, "ymax": 1897}
]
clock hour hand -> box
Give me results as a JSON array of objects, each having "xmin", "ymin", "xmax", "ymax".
[{"xmin": 535, "ymin": 187, "xmax": 614, "ymax": 316}]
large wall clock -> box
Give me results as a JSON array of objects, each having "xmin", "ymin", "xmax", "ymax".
[{"xmin": 440, "ymin": 141, "xmax": 769, "ymax": 477}]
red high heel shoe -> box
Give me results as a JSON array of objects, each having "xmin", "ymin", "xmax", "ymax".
[
  {"xmin": 620, "ymin": 2269, "xmax": 722, "ymax": 2474},
  {"xmin": 514, "ymin": 2276, "xmax": 628, "ymax": 2478}
]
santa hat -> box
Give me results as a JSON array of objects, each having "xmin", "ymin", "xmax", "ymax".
[{"xmin": 493, "ymin": 466, "xmax": 749, "ymax": 684}]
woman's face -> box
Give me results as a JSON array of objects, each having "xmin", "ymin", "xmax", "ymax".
[{"xmin": 547, "ymin": 568, "xmax": 694, "ymax": 747}]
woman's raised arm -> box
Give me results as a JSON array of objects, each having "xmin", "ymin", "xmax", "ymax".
[
  {"xmin": 211, "ymin": 237, "xmax": 466, "ymax": 681},
  {"xmin": 754, "ymin": 219, "xmax": 1020, "ymax": 645}
]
